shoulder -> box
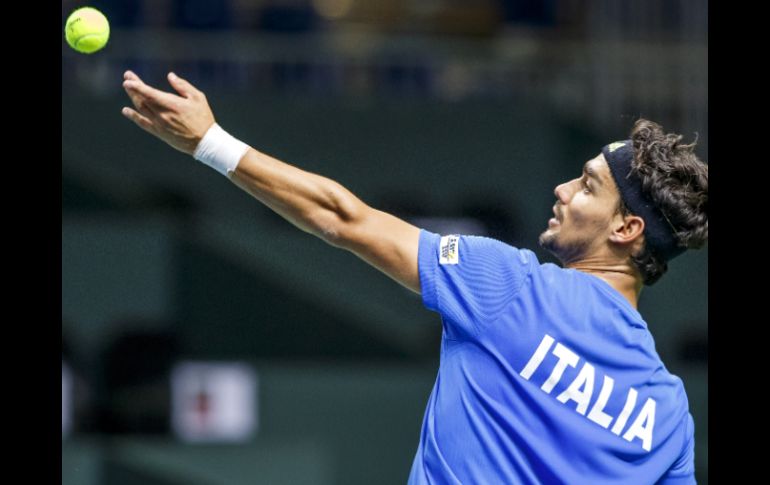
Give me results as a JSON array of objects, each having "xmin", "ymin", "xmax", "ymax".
[{"xmin": 419, "ymin": 230, "xmax": 538, "ymax": 271}]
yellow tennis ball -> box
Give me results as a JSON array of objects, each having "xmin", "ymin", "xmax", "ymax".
[{"xmin": 65, "ymin": 7, "xmax": 110, "ymax": 54}]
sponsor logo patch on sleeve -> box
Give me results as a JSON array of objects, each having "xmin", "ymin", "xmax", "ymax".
[{"xmin": 439, "ymin": 235, "xmax": 460, "ymax": 265}]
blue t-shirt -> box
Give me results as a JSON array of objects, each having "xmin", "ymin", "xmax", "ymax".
[{"xmin": 408, "ymin": 230, "xmax": 696, "ymax": 485}]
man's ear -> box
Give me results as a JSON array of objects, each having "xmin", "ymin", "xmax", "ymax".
[{"xmin": 609, "ymin": 214, "xmax": 645, "ymax": 245}]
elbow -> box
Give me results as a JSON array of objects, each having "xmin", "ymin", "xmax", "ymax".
[
  {"xmin": 313, "ymin": 184, "xmax": 366, "ymax": 248},
  {"xmin": 316, "ymin": 216, "xmax": 344, "ymax": 244},
  {"xmin": 312, "ymin": 213, "xmax": 353, "ymax": 249},
  {"xmin": 327, "ymin": 181, "xmax": 362, "ymax": 224}
]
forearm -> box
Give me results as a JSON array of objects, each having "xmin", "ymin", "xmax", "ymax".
[{"xmin": 229, "ymin": 148, "xmax": 363, "ymax": 243}]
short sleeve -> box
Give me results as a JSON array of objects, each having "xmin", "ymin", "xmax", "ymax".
[
  {"xmin": 656, "ymin": 413, "xmax": 697, "ymax": 484},
  {"xmin": 418, "ymin": 229, "xmax": 533, "ymax": 339}
]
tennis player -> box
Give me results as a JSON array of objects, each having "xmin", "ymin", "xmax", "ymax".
[{"xmin": 121, "ymin": 70, "xmax": 706, "ymax": 484}]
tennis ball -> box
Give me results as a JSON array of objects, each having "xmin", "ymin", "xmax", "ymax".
[{"xmin": 65, "ymin": 7, "xmax": 110, "ymax": 54}]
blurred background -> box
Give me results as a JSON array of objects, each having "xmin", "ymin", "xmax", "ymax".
[{"xmin": 61, "ymin": 0, "xmax": 708, "ymax": 484}]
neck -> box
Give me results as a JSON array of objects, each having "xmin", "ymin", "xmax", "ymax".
[{"xmin": 565, "ymin": 260, "xmax": 643, "ymax": 309}]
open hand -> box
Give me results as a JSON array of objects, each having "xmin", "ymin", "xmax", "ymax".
[{"xmin": 121, "ymin": 71, "xmax": 215, "ymax": 155}]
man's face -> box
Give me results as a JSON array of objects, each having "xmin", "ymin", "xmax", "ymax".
[{"xmin": 539, "ymin": 153, "xmax": 623, "ymax": 264}]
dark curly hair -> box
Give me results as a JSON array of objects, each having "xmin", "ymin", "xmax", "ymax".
[{"xmin": 617, "ymin": 119, "xmax": 708, "ymax": 286}]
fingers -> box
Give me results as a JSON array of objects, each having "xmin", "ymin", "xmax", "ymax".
[
  {"xmin": 122, "ymin": 71, "xmax": 162, "ymax": 116},
  {"xmin": 123, "ymin": 79, "xmax": 179, "ymax": 110},
  {"xmin": 124, "ymin": 70, "xmax": 143, "ymax": 82},
  {"xmin": 121, "ymin": 107, "xmax": 156, "ymax": 134},
  {"xmin": 124, "ymin": 82, "xmax": 157, "ymax": 118},
  {"xmin": 167, "ymin": 72, "xmax": 198, "ymax": 99}
]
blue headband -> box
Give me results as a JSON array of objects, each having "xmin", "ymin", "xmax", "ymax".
[{"xmin": 602, "ymin": 140, "xmax": 685, "ymax": 262}]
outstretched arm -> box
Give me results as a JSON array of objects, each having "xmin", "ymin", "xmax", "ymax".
[{"xmin": 121, "ymin": 71, "xmax": 421, "ymax": 293}]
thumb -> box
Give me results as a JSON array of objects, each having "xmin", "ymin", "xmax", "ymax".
[{"xmin": 167, "ymin": 72, "xmax": 196, "ymax": 98}]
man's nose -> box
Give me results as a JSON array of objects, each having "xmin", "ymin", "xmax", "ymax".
[{"xmin": 554, "ymin": 182, "xmax": 571, "ymax": 204}]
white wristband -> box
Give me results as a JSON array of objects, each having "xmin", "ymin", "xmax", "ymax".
[{"xmin": 193, "ymin": 123, "xmax": 250, "ymax": 177}]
